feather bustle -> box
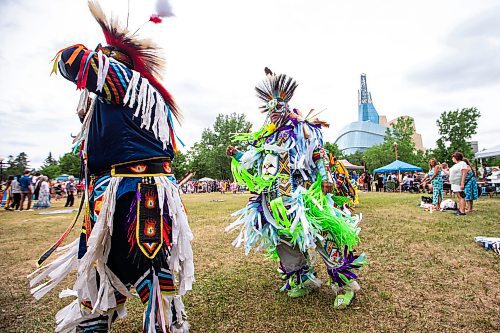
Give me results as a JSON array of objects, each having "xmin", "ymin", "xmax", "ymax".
[
  {"xmin": 88, "ymin": 0, "xmax": 181, "ymax": 121},
  {"xmin": 255, "ymin": 68, "xmax": 298, "ymax": 105}
]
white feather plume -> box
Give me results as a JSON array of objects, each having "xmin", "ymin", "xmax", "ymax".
[{"xmin": 155, "ymin": 0, "xmax": 175, "ymax": 17}]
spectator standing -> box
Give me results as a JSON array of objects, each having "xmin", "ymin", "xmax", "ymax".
[
  {"xmin": 480, "ymin": 164, "xmax": 486, "ymax": 180},
  {"xmin": 65, "ymin": 176, "xmax": 76, "ymax": 207},
  {"xmin": 449, "ymin": 152, "xmax": 468, "ymax": 215},
  {"xmin": 34, "ymin": 176, "xmax": 51, "ymax": 209},
  {"xmin": 10, "ymin": 175, "xmax": 21, "ymax": 210},
  {"xmin": 33, "ymin": 172, "xmax": 42, "ymax": 202},
  {"xmin": 54, "ymin": 181, "xmax": 62, "ymax": 200},
  {"xmin": 351, "ymin": 171, "xmax": 358, "ymax": 182},
  {"xmin": 376, "ymin": 173, "xmax": 384, "ymax": 192},
  {"xmin": 424, "ymin": 159, "xmax": 443, "ymax": 209},
  {"xmin": 75, "ymin": 181, "xmax": 84, "ymax": 198},
  {"xmin": 19, "ymin": 170, "xmax": 33, "ymax": 211},
  {"xmin": 441, "ymin": 163, "xmax": 451, "ymax": 196},
  {"xmin": 3, "ymin": 176, "xmax": 13, "ymax": 210},
  {"xmin": 366, "ymin": 173, "xmax": 372, "ymax": 192},
  {"xmin": 230, "ymin": 181, "xmax": 238, "ymax": 194},
  {"xmin": 219, "ymin": 180, "xmax": 226, "ymax": 194},
  {"xmin": 463, "ymin": 159, "xmax": 479, "ymax": 212}
]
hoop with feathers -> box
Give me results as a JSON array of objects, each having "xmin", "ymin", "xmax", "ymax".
[
  {"xmin": 88, "ymin": 0, "xmax": 181, "ymax": 121},
  {"xmin": 255, "ymin": 67, "xmax": 298, "ymax": 111}
]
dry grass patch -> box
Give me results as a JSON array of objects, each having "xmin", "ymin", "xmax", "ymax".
[{"xmin": 0, "ymin": 192, "xmax": 498, "ymax": 332}]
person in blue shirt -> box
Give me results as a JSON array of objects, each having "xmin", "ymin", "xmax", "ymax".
[{"xmin": 19, "ymin": 170, "xmax": 32, "ymax": 211}]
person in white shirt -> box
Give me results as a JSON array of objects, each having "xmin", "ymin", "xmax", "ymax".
[
  {"xmin": 10, "ymin": 176, "xmax": 21, "ymax": 210},
  {"xmin": 487, "ymin": 167, "xmax": 500, "ymax": 184},
  {"xmin": 449, "ymin": 152, "xmax": 468, "ymax": 215}
]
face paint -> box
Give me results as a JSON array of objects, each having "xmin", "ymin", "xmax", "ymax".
[{"xmin": 266, "ymin": 99, "xmax": 289, "ymax": 113}]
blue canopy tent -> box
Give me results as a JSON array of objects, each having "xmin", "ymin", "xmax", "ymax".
[
  {"xmin": 373, "ymin": 160, "xmax": 423, "ymax": 173},
  {"xmin": 374, "ymin": 160, "xmax": 422, "ymax": 192}
]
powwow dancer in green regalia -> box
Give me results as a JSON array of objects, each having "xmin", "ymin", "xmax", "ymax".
[{"xmin": 226, "ymin": 68, "xmax": 367, "ymax": 308}]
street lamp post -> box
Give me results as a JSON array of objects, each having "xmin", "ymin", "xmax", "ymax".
[{"xmin": 392, "ymin": 143, "xmax": 401, "ymax": 192}]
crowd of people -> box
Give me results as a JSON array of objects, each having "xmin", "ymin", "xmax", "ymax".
[
  {"xmin": 346, "ymin": 151, "xmax": 499, "ymax": 217},
  {"xmin": 180, "ymin": 179, "xmax": 245, "ymax": 194},
  {"xmin": 3, "ymin": 158, "xmax": 496, "ymax": 214},
  {"xmin": 1, "ymin": 170, "xmax": 82, "ymax": 211},
  {"xmin": 2, "ymin": 174, "xmax": 251, "ymax": 208},
  {"xmin": 422, "ymin": 152, "xmax": 482, "ymax": 216}
]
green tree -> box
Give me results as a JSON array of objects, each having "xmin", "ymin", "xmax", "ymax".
[
  {"xmin": 384, "ymin": 117, "xmax": 426, "ymax": 170},
  {"xmin": 434, "ymin": 107, "xmax": 481, "ymax": 164},
  {"xmin": 343, "ymin": 151, "xmax": 365, "ymax": 168},
  {"xmin": 323, "ymin": 142, "xmax": 343, "ymax": 158},
  {"xmin": 362, "ymin": 144, "xmax": 394, "ymax": 171},
  {"xmin": 39, "ymin": 152, "xmax": 61, "ymax": 179},
  {"xmin": 189, "ymin": 113, "xmax": 251, "ymax": 180},
  {"xmin": 59, "ymin": 152, "xmax": 81, "ymax": 177},
  {"xmin": 40, "ymin": 164, "xmax": 62, "ymax": 180},
  {"xmin": 172, "ymin": 151, "xmax": 190, "ymax": 180},
  {"xmin": 5, "ymin": 152, "xmax": 30, "ymax": 176},
  {"xmin": 490, "ymin": 157, "xmax": 500, "ymax": 167},
  {"xmin": 43, "ymin": 152, "xmax": 58, "ymax": 166}
]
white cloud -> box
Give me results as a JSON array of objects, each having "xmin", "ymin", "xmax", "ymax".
[{"xmin": 0, "ymin": 0, "xmax": 498, "ymax": 168}]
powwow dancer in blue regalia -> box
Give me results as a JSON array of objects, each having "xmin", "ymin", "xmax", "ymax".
[
  {"xmin": 28, "ymin": 1, "xmax": 194, "ymax": 332},
  {"xmin": 226, "ymin": 68, "xmax": 367, "ymax": 308}
]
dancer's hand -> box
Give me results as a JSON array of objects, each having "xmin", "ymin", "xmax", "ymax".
[
  {"xmin": 321, "ymin": 182, "xmax": 334, "ymax": 194},
  {"xmin": 226, "ymin": 146, "xmax": 238, "ymax": 157}
]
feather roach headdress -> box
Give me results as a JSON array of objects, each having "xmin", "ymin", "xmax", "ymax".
[
  {"xmin": 88, "ymin": 0, "xmax": 181, "ymax": 121},
  {"xmin": 255, "ymin": 67, "xmax": 298, "ymax": 112}
]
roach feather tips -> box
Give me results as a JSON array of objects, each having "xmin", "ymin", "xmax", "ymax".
[
  {"xmin": 149, "ymin": 15, "xmax": 163, "ymax": 24},
  {"xmin": 264, "ymin": 67, "xmax": 273, "ymax": 76}
]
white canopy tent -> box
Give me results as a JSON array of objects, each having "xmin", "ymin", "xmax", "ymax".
[
  {"xmin": 198, "ymin": 177, "xmax": 215, "ymax": 182},
  {"xmin": 475, "ymin": 144, "xmax": 500, "ymax": 159}
]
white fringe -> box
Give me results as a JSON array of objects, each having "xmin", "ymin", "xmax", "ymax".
[
  {"xmin": 72, "ymin": 90, "xmax": 95, "ymax": 148},
  {"xmin": 28, "ymin": 238, "xmax": 80, "ymax": 300},
  {"xmin": 30, "ymin": 175, "xmax": 193, "ymax": 332},
  {"xmin": 239, "ymin": 147, "xmax": 261, "ymax": 169},
  {"xmin": 122, "ymin": 71, "xmax": 175, "ymax": 150},
  {"xmin": 76, "ymin": 89, "xmax": 89, "ymax": 118},
  {"xmin": 171, "ymin": 296, "xmax": 190, "ymax": 332},
  {"xmin": 156, "ymin": 176, "xmax": 195, "ymax": 296},
  {"xmin": 123, "ymin": 70, "xmax": 141, "ymax": 108},
  {"xmin": 95, "ymin": 50, "xmax": 109, "ymax": 92},
  {"xmin": 138, "ymin": 275, "xmax": 190, "ymax": 333},
  {"xmin": 240, "ymin": 120, "xmax": 324, "ymax": 182},
  {"xmin": 73, "ymin": 177, "xmax": 131, "ymax": 313},
  {"xmin": 55, "ymin": 298, "xmax": 85, "ymax": 333}
]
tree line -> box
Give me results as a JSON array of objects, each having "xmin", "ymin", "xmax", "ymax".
[
  {"xmin": 2, "ymin": 151, "xmax": 80, "ymax": 180},
  {"xmin": 3, "ymin": 107, "xmax": 496, "ymax": 181}
]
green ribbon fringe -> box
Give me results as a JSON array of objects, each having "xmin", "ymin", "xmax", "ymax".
[
  {"xmin": 231, "ymin": 124, "xmax": 275, "ymax": 148},
  {"xmin": 303, "ymin": 177, "xmax": 359, "ymax": 249},
  {"xmin": 231, "ymin": 158, "xmax": 280, "ymax": 193}
]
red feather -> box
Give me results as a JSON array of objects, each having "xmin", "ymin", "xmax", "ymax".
[{"xmin": 149, "ymin": 15, "xmax": 162, "ymax": 24}]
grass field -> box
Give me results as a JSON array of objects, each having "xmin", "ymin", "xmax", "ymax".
[{"xmin": 0, "ymin": 192, "xmax": 499, "ymax": 333}]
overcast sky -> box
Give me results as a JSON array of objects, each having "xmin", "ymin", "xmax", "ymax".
[{"xmin": 1, "ymin": 0, "xmax": 499, "ymax": 168}]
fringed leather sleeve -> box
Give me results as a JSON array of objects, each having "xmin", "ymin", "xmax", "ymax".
[{"xmin": 58, "ymin": 45, "xmax": 133, "ymax": 105}]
